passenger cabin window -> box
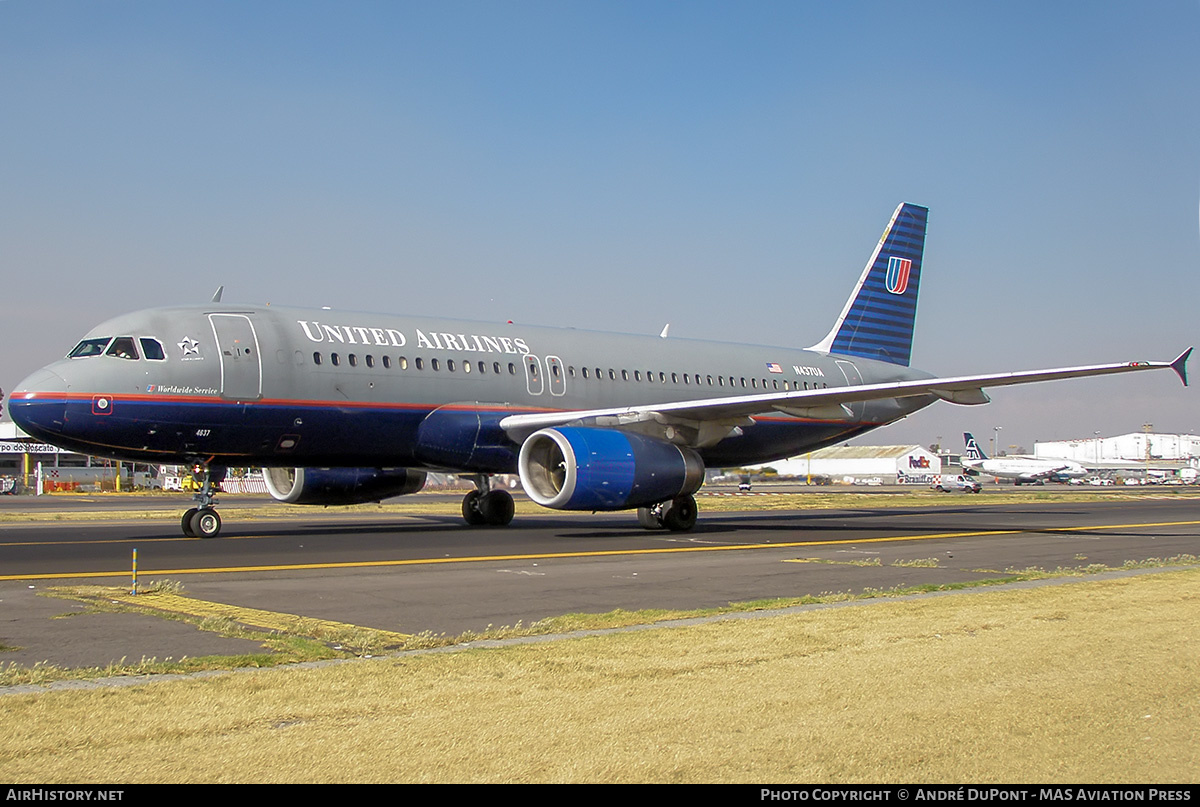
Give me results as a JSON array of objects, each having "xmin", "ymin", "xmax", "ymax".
[
  {"xmin": 139, "ymin": 338, "xmax": 166, "ymax": 360},
  {"xmin": 106, "ymin": 337, "xmax": 139, "ymax": 360},
  {"xmin": 69, "ymin": 338, "xmax": 112, "ymax": 358}
]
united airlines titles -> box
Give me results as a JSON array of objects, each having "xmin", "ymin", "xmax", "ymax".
[{"xmin": 297, "ymin": 321, "xmax": 531, "ymax": 355}]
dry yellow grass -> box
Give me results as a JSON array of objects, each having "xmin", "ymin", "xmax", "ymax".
[{"xmin": 2, "ymin": 569, "xmax": 1197, "ymax": 783}]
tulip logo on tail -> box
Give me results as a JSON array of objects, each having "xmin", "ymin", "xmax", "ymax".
[{"xmin": 885, "ymin": 256, "xmax": 911, "ymax": 295}]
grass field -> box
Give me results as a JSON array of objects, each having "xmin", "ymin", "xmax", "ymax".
[{"xmin": 2, "ymin": 568, "xmax": 1197, "ymax": 783}]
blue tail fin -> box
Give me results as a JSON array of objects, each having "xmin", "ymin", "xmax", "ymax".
[
  {"xmin": 809, "ymin": 202, "xmax": 928, "ymax": 366},
  {"xmin": 963, "ymin": 432, "xmax": 988, "ymax": 461}
]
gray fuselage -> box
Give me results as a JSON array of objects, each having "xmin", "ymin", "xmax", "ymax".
[{"xmin": 10, "ymin": 303, "xmax": 938, "ymax": 471}]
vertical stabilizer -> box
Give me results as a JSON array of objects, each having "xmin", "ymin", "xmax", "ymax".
[
  {"xmin": 963, "ymin": 432, "xmax": 988, "ymax": 461},
  {"xmin": 809, "ymin": 202, "xmax": 928, "ymax": 366}
]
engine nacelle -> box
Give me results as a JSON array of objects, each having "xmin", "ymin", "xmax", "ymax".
[
  {"xmin": 263, "ymin": 467, "xmax": 427, "ymax": 505},
  {"xmin": 518, "ymin": 427, "xmax": 704, "ymax": 511}
]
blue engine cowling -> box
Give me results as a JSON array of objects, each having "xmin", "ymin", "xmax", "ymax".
[
  {"xmin": 263, "ymin": 467, "xmax": 427, "ymax": 505},
  {"xmin": 518, "ymin": 427, "xmax": 704, "ymax": 510}
]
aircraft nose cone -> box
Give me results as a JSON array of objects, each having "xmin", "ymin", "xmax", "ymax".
[
  {"xmin": 14, "ymin": 367, "xmax": 68, "ymax": 395},
  {"xmin": 8, "ymin": 367, "xmax": 69, "ymax": 440}
]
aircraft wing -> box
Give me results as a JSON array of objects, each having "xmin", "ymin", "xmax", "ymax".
[
  {"xmin": 1023, "ymin": 465, "xmax": 1073, "ymax": 480},
  {"xmin": 499, "ymin": 348, "xmax": 1191, "ymax": 447}
]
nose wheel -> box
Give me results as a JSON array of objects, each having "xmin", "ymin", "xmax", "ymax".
[
  {"xmin": 182, "ymin": 507, "xmax": 222, "ymax": 538},
  {"xmin": 180, "ymin": 464, "xmax": 225, "ymax": 538}
]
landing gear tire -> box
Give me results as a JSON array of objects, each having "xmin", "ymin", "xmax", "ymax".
[
  {"xmin": 661, "ymin": 494, "xmax": 698, "ymax": 532},
  {"xmin": 637, "ymin": 506, "xmax": 664, "ymax": 530},
  {"xmin": 181, "ymin": 508, "xmax": 199, "ymax": 537},
  {"xmin": 179, "ymin": 464, "xmax": 225, "ymax": 537},
  {"xmin": 480, "ymin": 490, "xmax": 515, "ymax": 526},
  {"xmin": 462, "ymin": 490, "xmax": 488, "ymax": 525},
  {"xmin": 462, "ymin": 479, "xmax": 515, "ymax": 527},
  {"xmin": 190, "ymin": 508, "xmax": 222, "ymax": 538}
]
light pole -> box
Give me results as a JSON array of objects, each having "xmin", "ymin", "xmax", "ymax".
[{"xmin": 993, "ymin": 426, "xmax": 1002, "ymax": 458}]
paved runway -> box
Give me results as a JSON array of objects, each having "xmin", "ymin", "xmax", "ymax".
[{"xmin": 1, "ymin": 493, "xmax": 1198, "ymax": 671}]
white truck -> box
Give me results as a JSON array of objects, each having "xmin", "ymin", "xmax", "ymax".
[{"xmin": 932, "ymin": 474, "xmax": 983, "ymax": 493}]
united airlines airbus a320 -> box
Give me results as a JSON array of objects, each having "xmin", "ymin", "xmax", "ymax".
[{"xmin": 7, "ymin": 204, "xmax": 1191, "ymax": 537}]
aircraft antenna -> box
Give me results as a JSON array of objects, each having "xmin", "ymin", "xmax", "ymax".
[
  {"xmin": 211, "ymin": 285, "xmax": 225, "ymax": 303},
  {"xmin": 659, "ymin": 324, "xmax": 670, "ymax": 339}
]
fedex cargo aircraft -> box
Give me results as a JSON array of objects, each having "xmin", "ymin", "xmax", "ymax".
[{"xmin": 7, "ymin": 204, "xmax": 1190, "ymax": 537}]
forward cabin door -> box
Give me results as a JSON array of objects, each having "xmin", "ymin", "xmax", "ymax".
[{"xmin": 208, "ymin": 314, "xmax": 263, "ymax": 401}]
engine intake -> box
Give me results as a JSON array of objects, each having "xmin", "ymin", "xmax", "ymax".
[
  {"xmin": 518, "ymin": 427, "xmax": 704, "ymax": 510},
  {"xmin": 263, "ymin": 467, "xmax": 426, "ymax": 505}
]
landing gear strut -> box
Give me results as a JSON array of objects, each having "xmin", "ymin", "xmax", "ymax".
[
  {"xmin": 181, "ymin": 464, "xmax": 225, "ymax": 538},
  {"xmin": 461, "ymin": 475, "xmax": 515, "ymax": 527},
  {"xmin": 637, "ymin": 493, "xmax": 698, "ymax": 532}
]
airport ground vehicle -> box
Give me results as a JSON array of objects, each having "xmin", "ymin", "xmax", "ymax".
[{"xmin": 933, "ymin": 474, "xmax": 982, "ymax": 493}]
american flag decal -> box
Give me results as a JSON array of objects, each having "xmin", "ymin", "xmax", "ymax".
[
  {"xmin": 766, "ymin": 362, "xmax": 783, "ymax": 374},
  {"xmin": 885, "ymin": 256, "xmax": 911, "ymax": 295}
]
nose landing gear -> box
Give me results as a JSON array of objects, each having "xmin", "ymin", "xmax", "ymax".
[{"xmin": 181, "ymin": 465, "xmax": 225, "ymax": 538}]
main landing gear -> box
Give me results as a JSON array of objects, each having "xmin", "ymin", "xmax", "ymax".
[
  {"xmin": 461, "ymin": 475, "xmax": 515, "ymax": 527},
  {"xmin": 181, "ymin": 465, "xmax": 225, "ymax": 538},
  {"xmin": 636, "ymin": 493, "xmax": 698, "ymax": 532}
]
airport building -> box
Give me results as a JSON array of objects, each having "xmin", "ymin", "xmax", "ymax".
[
  {"xmin": 758, "ymin": 445, "xmax": 941, "ymax": 485},
  {"xmin": 1034, "ymin": 432, "xmax": 1200, "ymax": 466},
  {"xmin": 0, "ymin": 420, "xmax": 164, "ymax": 493}
]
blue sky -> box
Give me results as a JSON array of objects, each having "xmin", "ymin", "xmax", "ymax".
[{"xmin": 2, "ymin": 1, "xmax": 1196, "ymax": 452}]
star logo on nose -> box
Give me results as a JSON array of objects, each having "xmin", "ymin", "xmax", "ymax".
[{"xmin": 178, "ymin": 337, "xmax": 201, "ymax": 356}]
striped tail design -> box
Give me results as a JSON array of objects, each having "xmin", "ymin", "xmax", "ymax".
[{"xmin": 809, "ymin": 202, "xmax": 928, "ymax": 366}]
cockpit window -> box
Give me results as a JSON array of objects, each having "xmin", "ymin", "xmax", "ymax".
[
  {"xmin": 106, "ymin": 337, "xmax": 140, "ymax": 360},
  {"xmin": 68, "ymin": 338, "xmax": 112, "ymax": 358},
  {"xmin": 140, "ymin": 338, "xmax": 166, "ymax": 361}
]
